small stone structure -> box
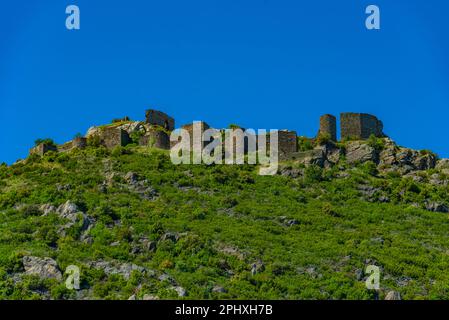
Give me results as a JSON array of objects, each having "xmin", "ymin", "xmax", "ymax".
[
  {"xmin": 278, "ymin": 130, "xmax": 298, "ymax": 159},
  {"xmin": 139, "ymin": 129, "xmax": 170, "ymax": 150},
  {"xmin": 319, "ymin": 114, "xmax": 337, "ymax": 141},
  {"xmin": 340, "ymin": 113, "xmax": 384, "ymax": 140},
  {"xmin": 97, "ymin": 128, "xmax": 131, "ymax": 149},
  {"xmin": 145, "ymin": 109, "xmax": 175, "ymax": 131},
  {"xmin": 29, "ymin": 143, "xmax": 57, "ymax": 156}
]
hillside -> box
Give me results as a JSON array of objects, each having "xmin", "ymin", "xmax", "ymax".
[{"xmin": 1, "ymin": 134, "xmax": 449, "ymax": 300}]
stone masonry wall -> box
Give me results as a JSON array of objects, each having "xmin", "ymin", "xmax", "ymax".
[
  {"xmin": 139, "ymin": 129, "xmax": 170, "ymax": 150},
  {"xmin": 99, "ymin": 128, "xmax": 131, "ymax": 149},
  {"xmin": 319, "ymin": 114, "xmax": 337, "ymax": 141},
  {"xmin": 340, "ymin": 113, "xmax": 383, "ymax": 140},
  {"xmin": 145, "ymin": 109, "xmax": 175, "ymax": 131}
]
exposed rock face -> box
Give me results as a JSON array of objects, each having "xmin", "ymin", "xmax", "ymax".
[
  {"xmin": 124, "ymin": 172, "xmax": 157, "ymax": 200},
  {"xmin": 22, "ymin": 256, "xmax": 62, "ymax": 280},
  {"xmin": 385, "ymin": 290, "xmax": 401, "ymax": 300},
  {"xmin": 345, "ymin": 141, "xmax": 377, "ymax": 164},
  {"xmin": 425, "ymin": 202, "xmax": 449, "ymax": 213},
  {"xmin": 436, "ymin": 159, "xmax": 449, "ymax": 171},
  {"xmin": 57, "ymin": 201, "xmax": 92, "ymax": 231},
  {"xmin": 290, "ymin": 149, "xmax": 326, "ymax": 167},
  {"xmin": 87, "ymin": 260, "xmax": 147, "ymax": 280},
  {"xmin": 379, "ymin": 138, "xmax": 398, "ymax": 166}
]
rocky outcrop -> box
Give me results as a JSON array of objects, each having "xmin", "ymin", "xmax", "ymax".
[
  {"xmin": 345, "ymin": 141, "xmax": 378, "ymax": 164},
  {"xmin": 57, "ymin": 201, "xmax": 92, "ymax": 231},
  {"xmin": 385, "ymin": 290, "xmax": 401, "ymax": 300},
  {"xmin": 425, "ymin": 201, "xmax": 449, "ymax": 213},
  {"xmin": 87, "ymin": 260, "xmax": 148, "ymax": 280},
  {"xmin": 22, "ymin": 256, "xmax": 62, "ymax": 280}
]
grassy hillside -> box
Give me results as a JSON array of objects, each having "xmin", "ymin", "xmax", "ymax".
[{"xmin": 0, "ymin": 145, "xmax": 449, "ymax": 300}]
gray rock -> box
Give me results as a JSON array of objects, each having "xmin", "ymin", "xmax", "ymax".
[
  {"xmin": 250, "ymin": 260, "xmax": 265, "ymax": 276},
  {"xmin": 40, "ymin": 204, "xmax": 56, "ymax": 216},
  {"xmin": 425, "ymin": 202, "xmax": 449, "ymax": 213},
  {"xmin": 88, "ymin": 260, "xmax": 146, "ymax": 280},
  {"xmin": 57, "ymin": 201, "xmax": 92, "ymax": 231},
  {"xmin": 125, "ymin": 172, "xmax": 139, "ymax": 185},
  {"xmin": 385, "ymin": 290, "xmax": 401, "ymax": 300},
  {"xmin": 212, "ymin": 285, "xmax": 227, "ymax": 293},
  {"xmin": 171, "ymin": 286, "xmax": 187, "ymax": 297},
  {"xmin": 160, "ymin": 232, "xmax": 178, "ymax": 243},
  {"xmin": 412, "ymin": 154, "xmax": 436, "ymax": 170},
  {"xmin": 279, "ymin": 167, "xmax": 303, "ymax": 178},
  {"xmin": 143, "ymin": 294, "xmax": 159, "ymax": 300},
  {"xmin": 379, "ymin": 139, "xmax": 398, "ymax": 166},
  {"xmin": 158, "ymin": 273, "xmax": 175, "ymax": 284},
  {"xmin": 355, "ymin": 269, "xmax": 364, "ymax": 281},
  {"xmin": 291, "ymin": 149, "xmax": 326, "ymax": 167},
  {"xmin": 345, "ymin": 141, "xmax": 378, "ymax": 164},
  {"xmin": 436, "ymin": 159, "xmax": 449, "ymax": 170},
  {"xmin": 22, "ymin": 256, "xmax": 62, "ymax": 280}
]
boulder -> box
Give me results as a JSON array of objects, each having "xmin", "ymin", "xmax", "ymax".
[
  {"xmin": 379, "ymin": 139, "xmax": 398, "ymax": 167},
  {"xmin": 88, "ymin": 260, "xmax": 146, "ymax": 280},
  {"xmin": 385, "ymin": 290, "xmax": 401, "ymax": 300},
  {"xmin": 425, "ymin": 202, "xmax": 449, "ymax": 213},
  {"xmin": 171, "ymin": 286, "xmax": 187, "ymax": 297},
  {"xmin": 412, "ymin": 153, "xmax": 436, "ymax": 170},
  {"xmin": 345, "ymin": 141, "xmax": 378, "ymax": 164},
  {"xmin": 57, "ymin": 201, "xmax": 91, "ymax": 231},
  {"xmin": 22, "ymin": 256, "xmax": 62, "ymax": 280},
  {"xmin": 86, "ymin": 126, "xmax": 101, "ymax": 138},
  {"xmin": 40, "ymin": 204, "xmax": 56, "ymax": 216},
  {"xmin": 292, "ymin": 149, "xmax": 326, "ymax": 167},
  {"xmin": 436, "ymin": 159, "xmax": 449, "ymax": 170},
  {"xmin": 143, "ymin": 294, "xmax": 159, "ymax": 300},
  {"xmin": 212, "ymin": 285, "xmax": 227, "ymax": 293}
]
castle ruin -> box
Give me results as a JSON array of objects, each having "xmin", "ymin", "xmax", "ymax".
[{"xmin": 29, "ymin": 109, "xmax": 387, "ymax": 162}]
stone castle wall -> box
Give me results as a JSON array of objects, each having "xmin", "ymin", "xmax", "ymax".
[
  {"xmin": 29, "ymin": 143, "xmax": 57, "ymax": 156},
  {"xmin": 145, "ymin": 109, "xmax": 175, "ymax": 131},
  {"xmin": 340, "ymin": 113, "xmax": 383, "ymax": 140},
  {"xmin": 99, "ymin": 128, "xmax": 131, "ymax": 149},
  {"xmin": 319, "ymin": 114, "xmax": 337, "ymax": 141},
  {"xmin": 139, "ymin": 129, "xmax": 170, "ymax": 150}
]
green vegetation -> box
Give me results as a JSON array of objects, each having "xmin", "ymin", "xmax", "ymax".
[
  {"xmin": 34, "ymin": 138, "xmax": 56, "ymax": 147},
  {"xmin": 0, "ymin": 144, "xmax": 448, "ymax": 300}
]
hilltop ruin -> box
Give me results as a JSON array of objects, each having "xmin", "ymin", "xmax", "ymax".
[{"xmin": 29, "ymin": 109, "xmax": 442, "ymax": 173}]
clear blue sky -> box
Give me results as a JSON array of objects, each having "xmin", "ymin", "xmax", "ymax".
[{"xmin": 1, "ymin": 0, "xmax": 448, "ymax": 164}]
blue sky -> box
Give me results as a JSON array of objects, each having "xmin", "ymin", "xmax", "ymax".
[{"xmin": 1, "ymin": 0, "xmax": 448, "ymax": 164}]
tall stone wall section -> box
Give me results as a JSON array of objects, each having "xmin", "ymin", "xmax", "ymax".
[
  {"xmin": 340, "ymin": 113, "xmax": 383, "ymax": 140},
  {"xmin": 145, "ymin": 109, "xmax": 175, "ymax": 131},
  {"xmin": 319, "ymin": 114, "xmax": 337, "ymax": 141}
]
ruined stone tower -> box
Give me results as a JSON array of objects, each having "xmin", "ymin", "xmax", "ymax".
[
  {"xmin": 145, "ymin": 109, "xmax": 175, "ymax": 131},
  {"xmin": 319, "ymin": 114, "xmax": 337, "ymax": 141},
  {"xmin": 340, "ymin": 113, "xmax": 384, "ymax": 140}
]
